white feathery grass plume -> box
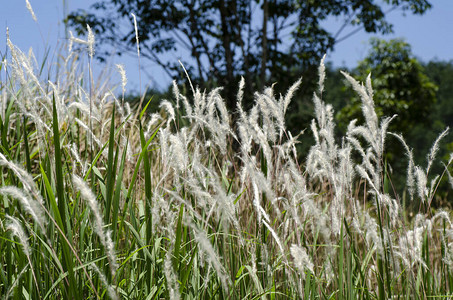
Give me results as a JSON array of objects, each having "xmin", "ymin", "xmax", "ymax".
[
  {"xmin": 180, "ymin": 93, "xmax": 193, "ymax": 117},
  {"xmin": 390, "ymin": 132, "xmax": 415, "ymax": 199},
  {"xmin": 0, "ymin": 186, "xmax": 46, "ymax": 231},
  {"xmin": 90, "ymin": 264, "xmax": 119, "ymax": 300},
  {"xmin": 275, "ymin": 130, "xmax": 302, "ymax": 162},
  {"xmin": 3, "ymin": 261, "xmax": 30, "ymax": 300},
  {"xmin": 257, "ymin": 87, "xmax": 279, "ymax": 140},
  {"xmin": 199, "ymin": 91, "xmax": 230, "ymax": 154},
  {"xmin": 282, "ymin": 77, "xmax": 302, "ymax": 115},
  {"xmin": 330, "ymin": 196, "xmax": 342, "ymax": 236},
  {"xmin": 379, "ymin": 115, "xmax": 397, "ymax": 152},
  {"xmin": 310, "ymin": 119, "xmax": 320, "ymax": 147},
  {"xmin": 75, "ymin": 118, "xmax": 102, "ymax": 147},
  {"xmin": 68, "ymin": 27, "xmax": 95, "ymax": 58},
  {"xmin": 442, "ymin": 234, "xmax": 453, "ymax": 269},
  {"xmin": 25, "ymin": 0, "xmax": 37, "ymax": 22},
  {"xmin": 362, "ymin": 211, "xmax": 381, "ymax": 253},
  {"xmin": 0, "ymin": 153, "xmax": 44, "ymax": 206},
  {"xmin": 427, "ymin": 127, "xmax": 449, "ymax": 174},
  {"xmin": 192, "ymin": 86, "xmax": 204, "ymax": 115},
  {"xmin": 159, "ymin": 127, "xmax": 170, "ymax": 169},
  {"xmin": 307, "ymin": 78, "xmax": 341, "ymax": 188},
  {"xmin": 365, "ymin": 72, "xmax": 374, "ymax": 100},
  {"xmin": 290, "ymin": 244, "xmax": 314, "ymax": 280},
  {"xmin": 1, "ymin": 69, "xmax": 6, "ymax": 120},
  {"xmin": 164, "ymin": 246, "xmax": 180, "ymax": 300},
  {"xmin": 188, "ymin": 221, "xmax": 231, "ymax": 292},
  {"xmin": 448, "ymin": 152, "xmax": 453, "ymax": 166},
  {"xmin": 116, "ymin": 64, "xmax": 127, "ymax": 97},
  {"xmin": 172, "ymin": 80, "xmax": 181, "ymax": 109},
  {"xmin": 446, "ymin": 168, "xmax": 453, "ymax": 190},
  {"xmin": 69, "ymin": 31, "xmax": 90, "ymax": 45},
  {"xmin": 163, "ymin": 188, "xmax": 204, "ymax": 224},
  {"xmin": 338, "ymin": 142, "xmax": 355, "ymax": 190},
  {"xmin": 236, "ymin": 78, "xmax": 252, "ymax": 150},
  {"xmin": 398, "ymin": 218, "xmax": 429, "ymax": 269},
  {"xmin": 347, "ymin": 135, "xmax": 373, "ymax": 172},
  {"xmin": 72, "ymin": 175, "xmax": 118, "ymax": 277},
  {"xmin": 111, "ymin": 92, "xmax": 125, "ymax": 116},
  {"xmin": 262, "ymin": 220, "xmax": 285, "ymax": 257},
  {"xmin": 253, "ymin": 126, "xmax": 274, "ymax": 173},
  {"xmin": 75, "ymin": 83, "xmax": 102, "ymax": 120},
  {"xmin": 428, "ymin": 175, "xmax": 440, "ymax": 205},
  {"xmin": 237, "ymin": 122, "xmax": 252, "ymax": 156},
  {"xmin": 237, "ymin": 76, "xmax": 246, "ymax": 112},
  {"xmin": 248, "ymin": 104, "xmax": 259, "ymax": 133},
  {"xmin": 179, "ymin": 60, "xmax": 195, "ymax": 95},
  {"xmin": 131, "ymin": 13, "xmax": 140, "ymax": 57},
  {"xmin": 341, "ymin": 72, "xmax": 372, "ymax": 107},
  {"xmin": 208, "ymin": 177, "xmax": 242, "ymax": 241},
  {"xmin": 432, "ymin": 210, "xmax": 452, "ymax": 226},
  {"xmin": 159, "ymin": 100, "xmax": 175, "ymax": 125},
  {"xmin": 252, "ymin": 181, "xmax": 270, "ymax": 224},
  {"xmin": 6, "ymin": 30, "xmax": 27, "ymax": 86},
  {"xmin": 27, "ymin": 47, "xmax": 38, "ymax": 70},
  {"xmin": 5, "ymin": 215, "xmax": 41, "ymax": 293},
  {"xmin": 168, "ymin": 131, "xmax": 188, "ymax": 173},
  {"xmin": 356, "ymin": 165, "xmax": 379, "ymax": 194},
  {"xmin": 414, "ymin": 166, "xmax": 428, "ymax": 202},
  {"xmin": 318, "ymin": 54, "xmax": 326, "ymax": 95},
  {"xmin": 246, "ymin": 245, "xmax": 264, "ymax": 294},
  {"xmin": 6, "ymin": 215, "xmax": 31, "ymax": 257},
  {"xmin": 341, "ymin": 71, "xmax": 380, "ymax": 149},
  {"xmin": 69, "ymin": 143, "xmax": 87, "ymax": 175},
  {"xmin": 69, "ymin": 101, "xmax": 97, "ymax": 121},
  {"xmin": 124, "ymin": 100, "xmax": 131, "ymax": 117},
  {"xmin": 213, "ymin": 89, "xmax": 230, "ymax": 130},
  {"xmin": 379, "ymin": 193, "xmax": 399, "ymax": 226},
  {"xmin": 68, "ymin": 30, "xmax": 74, "ymax": 53},
  {"xmin": 86, "ymin": 25, "xmax": 95, "ymax": 59},
  {"xmin": 145, "ymin": 113, "xmax": 162, "ymax": 138},
  {"xmin": 180, "ymin": 178, "xmax": 210, "ymax": 213},
  {"xmin": 22, "ymin": 58, "xmax": 45, "ymax": 97},
  {"xmin": 48, "ymin": 81, "xmax": 67, "ymax": 120}
]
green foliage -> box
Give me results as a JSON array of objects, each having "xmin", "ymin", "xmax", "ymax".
[{"xmin": 425, "ymin": 60, "xmax": 453, "ymax": 130}]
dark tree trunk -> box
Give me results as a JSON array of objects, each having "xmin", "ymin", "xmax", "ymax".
[
  {"xmin": 260, "ymin": 0, "xmax": 268, "ymax": 91},
  {"xmin": 219, "ymin": 0, "xmax": 236, "ymax": 112}
]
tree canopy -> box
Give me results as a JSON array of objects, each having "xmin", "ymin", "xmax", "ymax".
[{"xmin": 67, "ymin": 0, "xmax": 432, "ymax": 110}]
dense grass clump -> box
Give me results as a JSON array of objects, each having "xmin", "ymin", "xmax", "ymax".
[{"xmin": 2, "ymin": 32, "xmax": 453, "ymax": 300}]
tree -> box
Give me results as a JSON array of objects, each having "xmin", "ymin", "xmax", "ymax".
[
  {"xmin": 424, "ymin": 60, "xmax": 453, "ymax": 166},
  {"xmin": 67, "ymin": 0, "xmax": 432, "ymax": 112},
  {"xmin": 425, "ymin": 60, "xmax": 453, "ymax": 130}
]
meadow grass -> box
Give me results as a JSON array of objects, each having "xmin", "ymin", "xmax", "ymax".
[{"xmin": 2, "ymin": 29, "xmax": 453, "ymax": 300}]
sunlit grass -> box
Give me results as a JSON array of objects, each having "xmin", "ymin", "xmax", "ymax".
[{"xmin": 1, "ymin": 30, "xmax": 453, "ymax": 300}]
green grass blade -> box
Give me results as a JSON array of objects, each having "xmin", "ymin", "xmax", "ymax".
[
  {"xmin": 22, "ymin": 116, "xmax": 32, "ymax": 173},
  {"xmin": 140, "ymin": 96, "xmax": 154, "ymax": 120},
  {"xmin": 173, "ymin": 204, "xmax": 184, "ymax": 270},
  {"xmin": 112, "ymin": 142, "xmax": 127, "ymax": 242},
  {"xmin": 52, "ymin": 94, "xmax": 78, "ymax": 299},
  {"xmin": 104, "ymin": 105, "xmax": 117, "ymax": 225}
]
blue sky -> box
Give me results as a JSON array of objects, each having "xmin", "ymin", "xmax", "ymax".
[{"xmin": 1, "ymin": 0, "xmax": 453, "ymax": 92}]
